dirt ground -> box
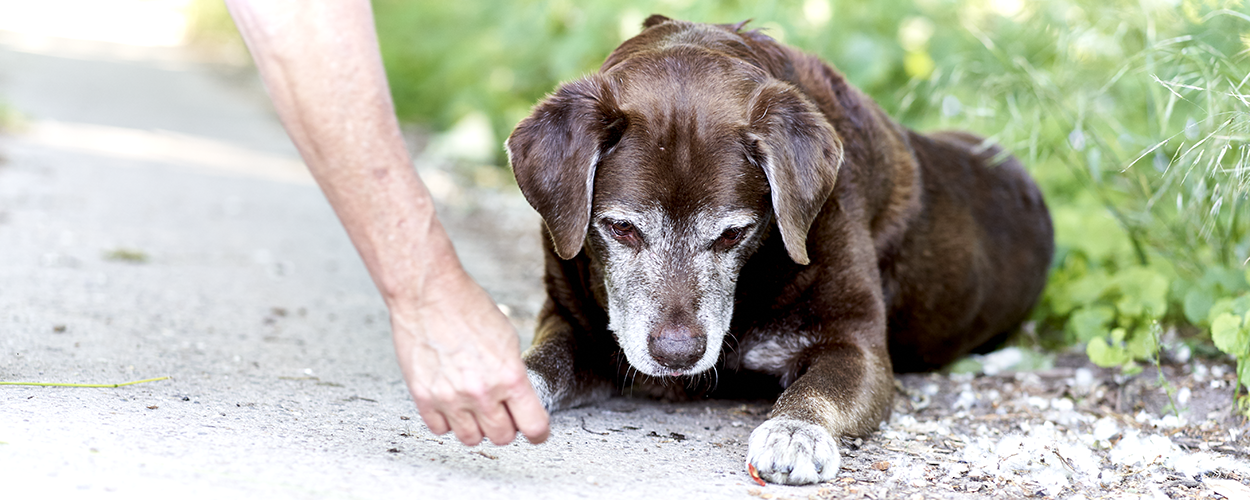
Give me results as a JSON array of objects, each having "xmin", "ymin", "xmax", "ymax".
[{"xmin": 1, "ymin": 31, "xmax": 1248, "ymax": 500}]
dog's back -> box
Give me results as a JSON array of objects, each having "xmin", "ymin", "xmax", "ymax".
[{"xmin": 882, "ymin": 131, "xmax": 1054, "ymax": 370}]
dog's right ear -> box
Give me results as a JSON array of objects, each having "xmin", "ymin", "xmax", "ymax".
[{"xmin": 506, "ymin": 75, "xmax": 626, "ymax": 260}]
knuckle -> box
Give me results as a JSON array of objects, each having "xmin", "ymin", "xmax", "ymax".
[
  {"xmin": 427, "ymin": 385, "xmax": 459, "ymax": 406},
  {"xmin": 498, "ymin": 366, "xmax": 527, "ymax": 388}
]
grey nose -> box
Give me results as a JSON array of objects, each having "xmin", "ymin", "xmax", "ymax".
[{"xmin": 648, "ymin": 324, "xmax": 706, "ymax": 370}]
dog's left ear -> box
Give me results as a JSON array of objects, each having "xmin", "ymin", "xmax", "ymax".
[
  {"xmin": 745, "ymin": 81, "xmax": 843, "ymax": 265},
  {"xmin": 642, "ymin": 14, "xmax": 672, "ymax": 28},
  {"xmin": 506, "ymin": 74, "xmax": 626, "ymax": 260}
]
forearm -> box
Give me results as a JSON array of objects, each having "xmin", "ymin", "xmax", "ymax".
[
  {"xmin": 225, "ymin": 0, "xmax": 455, "ymax": 306},
  {"xmin": 226, "ymin": 1, "xmax": 548, "ymax": 445}
]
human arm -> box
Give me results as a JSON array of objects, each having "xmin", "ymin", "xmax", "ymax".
[{"xmin": 224, "ymin": 0, "xmax": 549, "ymax": 445}]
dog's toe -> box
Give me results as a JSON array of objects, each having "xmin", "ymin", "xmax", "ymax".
[{"xmin": 746, "ymin": 417, "xmax": 840, "ymax": 485}]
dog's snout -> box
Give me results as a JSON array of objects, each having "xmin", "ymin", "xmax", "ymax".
[{"xmin": 648, "ymin": 325, "xmax": 707, "ymax": 370}]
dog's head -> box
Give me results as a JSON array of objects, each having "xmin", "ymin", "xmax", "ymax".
[{"xmin": 507, "ymin": 17, "xmax": 843, "ymax": 377}]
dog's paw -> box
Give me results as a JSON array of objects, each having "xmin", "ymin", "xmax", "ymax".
[
  {"xmin": 746, "ymin": 417, "xmax": 841, "ymax": 485},
  {"xmin": 525, "ymin": 369, "xmax": 555, "ymax": 411}
]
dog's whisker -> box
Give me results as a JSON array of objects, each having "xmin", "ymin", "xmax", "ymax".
[{"xmin": 721, "ymin": 333, "xmax": 740, "ymax": 356}]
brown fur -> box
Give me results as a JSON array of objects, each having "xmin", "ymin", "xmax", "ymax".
[{"xmin": 507, "ymin": 14, "xmax": 1053, "ymax": 467}]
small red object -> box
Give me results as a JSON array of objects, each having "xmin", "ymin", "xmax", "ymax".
[{"xmin": 748, "ymin": 463, "xmax": 766, "ymax": 486}]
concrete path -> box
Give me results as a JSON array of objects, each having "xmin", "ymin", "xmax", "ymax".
[{"xmin": 0, "ymin": 33, "xmax": 774, "ymax": 500}]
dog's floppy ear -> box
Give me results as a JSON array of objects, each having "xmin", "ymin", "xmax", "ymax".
[
  {"xmin": 643, "ymin": 14, "xmax": 672, "ymax": 28},
  {"xmin": 506, "ymin": 75, "xmax": 626, "ymax": 259},
  {"xmin": 745, "ymin": 80, "xmax": 843, "ymax": 265}
]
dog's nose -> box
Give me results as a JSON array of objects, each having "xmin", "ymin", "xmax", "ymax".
[{"xmin": 648, "ymin": 325, "xmax": 706, "ymax": 370}]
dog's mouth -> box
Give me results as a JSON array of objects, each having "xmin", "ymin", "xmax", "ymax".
[{"xmin": 619, "ymin": 335, "xmax": 723, "ymax": 378}]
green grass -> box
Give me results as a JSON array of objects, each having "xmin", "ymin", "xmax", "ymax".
[
  {"xmin": 0, "ymin": 101, "xmax": 21, "ymax": 132},
  {"xmin": 189, "ymin": 0, "xmax": 1250, "ymax": 410},
  {"xmin": 103, "ymin": 248, "xmax": 150, "ymax": 263}
]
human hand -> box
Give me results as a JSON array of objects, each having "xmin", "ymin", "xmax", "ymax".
[{"xmin": 390, "ymin": 265, "xmax": 550, "ymax": 446}]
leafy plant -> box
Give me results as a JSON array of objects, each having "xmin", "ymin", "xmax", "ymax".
[
  {"xmin": 895, "ymin": 0, "xmax": 1250, "ymax": 409},
  {"xmin": 1209, "ymin": 292, "xmax": 1250, "ymax": 412},
  {"xmin": 371, "ymin": 0, "xmax": 940, "ymax": 163}
]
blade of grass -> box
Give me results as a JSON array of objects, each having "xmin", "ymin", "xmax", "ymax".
[{"xmin": 0, "ymin": 376, "xmax": 170, "ymax": 388}]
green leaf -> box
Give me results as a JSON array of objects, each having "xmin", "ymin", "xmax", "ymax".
[
  {"xmin": 1068, "ymin": 306, "xmax": 1115, "ymax": 343},
  {"xmin": 1116, "ymin": 295, "xmax": 1144, "ymax": 318},
  {"xmin": 1207, "ymin": 294, "xmax": 1250, "ymax": 322},
  {"xmin": 947, "ymin": 357, "xmax": 983, "ymax": 375},
  {"xmin": 1065, "ymin": 271, "xmax": 1113, "ymax": 306},
  {"xmin": 1053, "ymin": 208, "xmax": 1131, "ymax": 263},
  {"xmin": 1125, "ymin": 326, "xmax": 1159, "ymax": 360},
  {"xmin": 1111, "ymin": 327, "xmax": 1128, "ymax": 343},
  {"xmin": 1113, "ymin": 268, "xmax": 1169, "ymax": 317},
  {"xmin": 1233, "ymin": 295, "xmax": 1250, "ymax": 317},
  {"xmin": 1211, "ymin": 313, "xmax": 1249, "ymax": 357},
  {"xmin": 1204, "ymin": 266, "xmax": 1250, "ymax": 294},
  {"xmin": 1116, "ymin": 295, "xmax": 1143, "ymax": 318},
  {"xmin": 1210, "ymin": 298, "xmax": 1238, "ymax": 320},
  {"xmin": 1141, "ymin": 274, "xmax": 1171, "ymax": 316},
  {"xmin": 1183, "ymin": 287, "xmax": 1215, "ymax": 325},
  {"xmin": 1087, "ymin": 337, "xmax": 1132, "ymax": 367}
]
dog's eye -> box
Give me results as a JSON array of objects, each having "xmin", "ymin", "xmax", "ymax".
[
  {"xmin": 608, "ymin": 220, "xmax": 636, "ymax": 239},
  {"xmin": 715, "ymin": 227, "xmax": 746, "ymax": 249}
]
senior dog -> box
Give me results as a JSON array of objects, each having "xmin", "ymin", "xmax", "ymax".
[{"xmin": 505, "ymin": 15, "xmax": 1053, "ymax": 484}]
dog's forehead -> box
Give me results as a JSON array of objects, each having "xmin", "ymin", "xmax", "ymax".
[
  {"xmin": 590, "ymin": 47, "xmax": 772, "ymax": 222},
  {"xmin": 611, "ymin": 49, "xmax": 761, "ymax": 122},
  {"xmin": 592, "ymin": 123, "xmax": 769, "ymax": 223}
]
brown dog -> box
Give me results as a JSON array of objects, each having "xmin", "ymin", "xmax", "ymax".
[{"xmin": 506, "ymin": 16, "xmax": 1053, "ymax": 484}]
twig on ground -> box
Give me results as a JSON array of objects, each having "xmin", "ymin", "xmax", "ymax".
[
  {"xmin": 0, "ymin": 376, "xmax": 170, "ymax": 388},
  {"xmin": 581, "ymin": 416, "xmax": 610, "ymax": 435}
]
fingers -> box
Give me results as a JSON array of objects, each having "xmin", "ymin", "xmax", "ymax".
[
  {"xmin": 424, "ymin": 404, "xmax": 519, "ymax": 446},
  {"xmin": 475, "ymin": 401, "xmax": 520, "ymax": 445},
  {"xmin": 415, "ymin": 384, "xmax": 489, "ymax": 445},
  {"xmin": 445, "ymin": 409, "xmax": 485, "ymax": 446},
  {"xmin": 457, "ymin": 366, "xmax": 537, "ymax": 446},
  {"xmin": 505, "ymin": 384, "xmax": 551, "ymax": 444},
  {"xmin": 411, "ymin": 374, "xmax": 533, "ymax": 446},
  {"xmin": 417, "ymin": 405, "xmax": 451, "ymax": 435}
]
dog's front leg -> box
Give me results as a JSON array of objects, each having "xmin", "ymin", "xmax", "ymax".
[
  {"xmin": 522, "ymin": 301, "xmax": 616, "ymax": 411},
  {"xmin": 747, "ymin": 342, "xmax": 893, "ymax": 484}
]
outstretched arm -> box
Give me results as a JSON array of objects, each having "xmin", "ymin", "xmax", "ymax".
[{"xmin": 225, "ymin": 0, "xmax": 549, "ymax": 445}]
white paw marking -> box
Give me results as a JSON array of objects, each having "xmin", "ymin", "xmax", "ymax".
[
  {"xmin": 747, "ymin": 417, "xmax": 841, "ymax": 485},
  {"xmin": 525, "ymin": 369, "xmax": 554, "ymax": 410}
]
